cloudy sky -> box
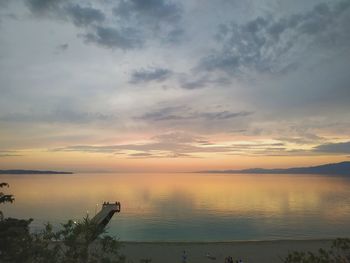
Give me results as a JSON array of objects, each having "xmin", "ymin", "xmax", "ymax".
[{"xmin": 0, "ymin": 0, "xmax": 349, "ymax": 172}]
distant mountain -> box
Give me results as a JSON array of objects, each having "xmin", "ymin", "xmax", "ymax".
[
  {"xmin": 0, "ymin": 170, "xmax": 73, "ymax": 174},
  {"xmin": 198, "ymin": 161, "xmax": 350, "ymax": 175}
]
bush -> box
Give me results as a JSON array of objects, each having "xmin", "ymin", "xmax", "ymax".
[
  {"xmin": 284, "ymin": 238, "xmax": 350, "ymax": 263},
  {"xmin": 0, "ymin": 182, "xmax": 15, "ymax": 220},
  {"xmin": 0, "ymin": 182, "xmax": 125, "ymax": 263},
  {"xmin": 0, "ymin": 217, "xmax": 34, "ymax": 262},
  {"xmin": 31, "ymin": 217, "xmax": 125, "ymax": 263}
]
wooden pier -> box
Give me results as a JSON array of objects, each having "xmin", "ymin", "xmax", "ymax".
[{"xmin": 92, "ymin": 201, "xmax": 121, "ymax": 228}]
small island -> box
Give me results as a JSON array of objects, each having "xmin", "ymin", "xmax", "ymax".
[{"xmin": 0, "ymin": 170, "xmax": 73, "ymax": 174}]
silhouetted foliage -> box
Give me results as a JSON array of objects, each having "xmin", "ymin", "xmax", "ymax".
[
  {"xmin": 284, "ymin": 238, "xmax": 350, "ymax": 263},
  {"xmin": 0, "ymin": 182, "xmax": 15, "ymax": 220},
  {"xmin": 0, "ymin": 182, "xmax": 33, "ymax": 262},
  {"xmin": 0, "ymin": 217, "xmax": 34, "ymax": 262},
  {"xmin": 0, "ymin": 182, "xmax": 125, "ymax": 263},
  {"xmin": 30, "ymin": 217, "xmax": 125, "ymax": 263}
]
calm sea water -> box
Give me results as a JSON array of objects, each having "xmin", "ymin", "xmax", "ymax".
[{"xmin": 1, "ymin": 173, "xmax": 350, "ymax": 241}]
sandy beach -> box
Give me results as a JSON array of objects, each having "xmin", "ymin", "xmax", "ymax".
[{"xmin": 121, "ymin": 239, "xmax": 332, "ymax": 263}]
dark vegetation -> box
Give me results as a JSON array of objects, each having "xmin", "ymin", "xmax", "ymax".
[
  {"xmin": 0, "ymin": 183, "xmax": 14, "ymax": 220},
  {"xmin": 0, "ymin": 182, "xmax": 124, "ymax": 263},
  {"xmin": 283, "ymin": 238, "xmax": 350, "ymax": 263}
]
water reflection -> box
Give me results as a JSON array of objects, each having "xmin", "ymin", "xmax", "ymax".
[{"xmin": 1, "ymin": 173, "xmax": 350, "ymax": 241}]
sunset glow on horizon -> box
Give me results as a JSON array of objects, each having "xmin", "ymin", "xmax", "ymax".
[{"xmin": 1, "ymin": 0, "xmax": 350, "ymax": 172}]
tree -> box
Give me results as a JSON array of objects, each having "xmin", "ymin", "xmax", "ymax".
[
  {"xmin": 0, "ymin": 182, "xmax": 125, "ymax": 263},
  {"xmin": 31, "ymin": 217, "xmax": 125, "ymax": 263},
  {"xmin": 0, "ymin": 182, "xmax": 33, "ymax": 262},
  {"xmin": 0, "ymin": 217, "xmax": 33, "ymax": 262},
  {"xmin": 0, "ymin": 182, "xmax": 15, "ymax": 220},
  {"xmin": 283, "ymin": 238, "xmax": 350, "ymax": 263}
]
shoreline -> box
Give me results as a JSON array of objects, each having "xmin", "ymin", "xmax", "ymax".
[{"xmin": 120, "ymin": 239, "xmax": 333, "ymax": 263}]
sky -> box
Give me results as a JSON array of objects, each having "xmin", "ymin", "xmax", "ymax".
[{"xmin": 0, "ymin": 0, "xmax": 350, "ymax": 172}]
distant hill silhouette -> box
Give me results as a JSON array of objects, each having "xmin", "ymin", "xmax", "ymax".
[
  {"xmin": 0, "ymin": 170, "xmax": 73, "ymax": 174},
  {"xmin": 199, "ymin": 161, "xmax": 350, "ymax": 175}
]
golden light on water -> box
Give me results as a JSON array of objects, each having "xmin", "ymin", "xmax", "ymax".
[
  {"xmin": 2, "ymin": 172, "xmax": 350, "ymax": 240},
  {"xmin": 3, "ymin": 173, "xmax": 349, "ymax": 219}
]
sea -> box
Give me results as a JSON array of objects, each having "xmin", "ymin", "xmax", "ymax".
[{"xmin": 1, "ymin": 172, "xmax": 350, "ymax": 241}]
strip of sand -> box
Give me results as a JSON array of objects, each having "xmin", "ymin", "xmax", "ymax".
[{"xmin": 120, "ymin": 239, "xmax": 332, "ymax": 263}]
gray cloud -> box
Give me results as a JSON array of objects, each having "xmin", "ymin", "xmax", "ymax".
[
  {"xmin": 200, "ymin": 111, "xmax": 252, "ymax": 120},
  {"xmin": 277, "ymin": 134, "xmax": 325, "ymax": 145},
  {"xmin": 25, "ymin": 1, "xmax": 106, "ymax": 28},
  {"xmin": 128, "ymin": 152, "xmax": 153, "ymax": 157},
  {"xmin": 231, "ymin": 142, "xmax": 285, "ymax": 148},
  {"xmin": 0, "ymin": 154, "xmax": 22, "ymax": 157},
  {"xmin": 82, "ymin": 26, "xmax": 143, "ymax": 49},
  {"xmin": 0, "ymin": 0, "xmax": 10, "ymax": 8},
  {"xmin": 25, "ymin": 1, "xmax": 135, "ymax": 50},
  {"xmin": 112, "ymin": 0, "xmax": 184, "ymax": 44},
  {"xmin": 179, "ymin": 74, "xmax": 231, "ymax": 90},
  {"xmin": 52, "ymin": 131, "xmax": 236, "ymax": 158},
  {"xmin": 24, "ymin": 0, "xmax": 183, "ymax": 49},
  {"xmin": 51, "ymin": 132, "xmax": 295, "ymax": 158},
  {"xmin": 25, "ymin": 0, "xmax": 62, "ymax": 15},
  {"xmin": 137, "ymin": 106, "xmax": 253, "ymax": 121},
  {"xmin": 136, "ymin": 106, "xmax": 190, "ymax": 121},
  {"xmin": 314, "ymin": 141, "xmax": 350, "ymax": 154},
  {"xmin": 130, "ymin": 67, "xmax": 172, "ymax": 84},
  {"xmin": 56, "ymin": 43, "xmax": 68, "ymax": 52},
  {"xmin": 0, "ymin": 110, "xmax": 116, "ymax": 124},
  {"xmin": 0, "ymin": 150, "xmax": 23, "ymax": 157},
  {"xmin": 164, "ymin": 28, "xmax": 184, "ymax": 43},
  {"xmin": 221, "ymin": 142, "xmax": 289, "ymax": 156},
  {"xmin": 25, "ymin": 1, "xmax": 128, "ymax": 51},
  {"xmin": 127, "ymin": 152, "xmax": 195, "ymax": 159},
  {"xmin": 113, "ymin": 0, "xmax": 182, "ymax": 28},
  {"xmin": 65, "ymin": 4, "xmax": 105, "ymax": 27},
  {"xmin": 180, "ymin": 78, "xmax": 208, "ymax": 90},
  {"xmin": 152, "ymin": 132, "xmax": 201, "ymax": 144},
  {"xmin": 0, "ymin": 13, "xmax": 18, "ymax": 24},
  {"xmin": 52, "ymin": 141, "xmax": 227, "ymax": 158},
  {"xmin": 200, "ymin": 1, "xmax": 350, "ymax": 74}
]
